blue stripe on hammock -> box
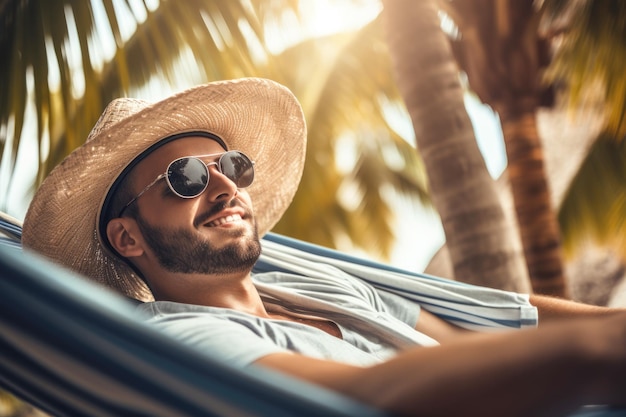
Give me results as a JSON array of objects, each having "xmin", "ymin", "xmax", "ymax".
[
  {"xmin": 262, "ymin": 232, "xmax": 470, "ymax": 286},
  {"xmin": 258, "ymin": 233, "xmax": 538, "ymax": 331}
]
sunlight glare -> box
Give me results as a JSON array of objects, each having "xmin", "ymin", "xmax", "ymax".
[
  {"xmin": 238, "ymin": 19, "xmax": 268, "ymax": 66},
  {"xmin": 127, "ymin": 0, "xmax": 148, "ymax": 23},
  {"xmin": 0, "ymin": 115, "xmax": 14, "ymax": 210},
  {"xmin": 2, "ymin": 68, "xmax": 39, "ymax": 216},
  {"xmin": 112, "ymin": 0, "xmax": 138, "ymax": 43},
  {"xmin": 44, "ymin": 37, "xmax": 61, "ymax": 90},
  {"xmin": 200, "ymin": 10, "xmax": 226, "ymax": 51},
  {"xmin": 335, "ymin": 133, "xmax": 358, "ymax": 175},
  {"xmin": 144, "ymin": 0, "xmax": 159, "ymax": 12},
  {"xmin": 266, "ymin": 0, "xmax": 381, "ymax": 54},
  {"xmin": 379, "ymin": 94, "xmax": 416, "ymax": 146},
  {"xmin": 63, "ymin": 6, "xmax": 86, "ymax": 99},
  {"xmin": 91, "ymin": 0, "xmax": 117, "ymax": 62},
  {"xmin": 300, "ymin": 0, "xmax": 381, "ymax": 37}
]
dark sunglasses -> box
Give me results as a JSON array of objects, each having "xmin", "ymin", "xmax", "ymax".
[{"xmin": 119, "ymin": 150, "xmax": 254, "ymax": 217}]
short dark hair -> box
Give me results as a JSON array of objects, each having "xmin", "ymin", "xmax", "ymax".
[
  {"xmin": 99, "ymin": 172, "xmax": 151, "ymax": 284},
  {"xmin": 103, "ymin": 174, "xmax": 139, "ymax": 224},
  {"xmin": 99, "ymin": 171, "xmax": 141, "ymax": 268}
]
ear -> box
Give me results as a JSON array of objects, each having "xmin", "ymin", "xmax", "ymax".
[{"xmin": 106, "ymin": 218, "xmax": 145, "ymax": 258}]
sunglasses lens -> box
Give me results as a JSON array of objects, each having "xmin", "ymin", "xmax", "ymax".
[
  {"xmin": 220, "ymin": 151, "xmax": 255, "ymax": 188},
  {"xmin": 167, "ymin": 157, "xmax": 208, "ymax": 197}
]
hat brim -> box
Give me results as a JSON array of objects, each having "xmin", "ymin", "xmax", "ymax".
[{"xmin": 23, "ymin": 78, "xmax": 306, "ymax": 301}]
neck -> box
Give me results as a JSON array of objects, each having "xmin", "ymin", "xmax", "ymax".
[{"xmin": 149, "ymin": 269, "xmax": 270, "ymax": 316}]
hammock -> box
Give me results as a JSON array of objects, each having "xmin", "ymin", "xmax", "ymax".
[{"xmin": 0, "ymin": 212, "xmax": 622, "ymax": 416}]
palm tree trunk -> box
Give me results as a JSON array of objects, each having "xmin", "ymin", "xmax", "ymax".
[
  {"xmin": 500, "ymin": 107, "xmax": 568, "ymax": 297},
  {"xmin": 440, "ymin": 0, "xmax": 569, "ymax": 297},
  {"xmin": 382, "ymin": 0, "xmax": 530, "ymax": 292}
]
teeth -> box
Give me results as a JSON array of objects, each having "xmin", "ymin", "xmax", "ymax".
[{"xmin": 208, "ymin": 214, "xmax": 242, "ymax": 227}]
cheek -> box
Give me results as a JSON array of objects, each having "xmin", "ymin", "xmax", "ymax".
[
  {"xmin": 139, "ymin": 194, "xmax": 196, "ymax": 225},
  {"xmin": 238, "ymin": 191, "xmax": 254, "ymax": 209}
]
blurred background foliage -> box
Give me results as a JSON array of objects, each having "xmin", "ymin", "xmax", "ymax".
[
  {"xmin": 0, "ymin": 0, "xmax": 427, "ymax": 262},
  {"xmin": 0, "ymin": 0, "xmax": 626, "ymax": 270},
  {"xmin": 1, "ymin": 0, "xmax": 626, "ymax": 286}
]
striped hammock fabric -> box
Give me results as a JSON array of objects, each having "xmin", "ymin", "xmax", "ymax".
[{"xmin": 257, "ymin": 233, "xmax": 538, "ymax": 331}]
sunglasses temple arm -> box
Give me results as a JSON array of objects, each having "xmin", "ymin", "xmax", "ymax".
[{"xmin": 118, "ymin": 174, "xmax": 166, "ymax": 217}]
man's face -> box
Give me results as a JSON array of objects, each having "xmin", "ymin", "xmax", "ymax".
[{"xmin": 127, "ymin": 136, "xmax": 261, "ymax": 275}]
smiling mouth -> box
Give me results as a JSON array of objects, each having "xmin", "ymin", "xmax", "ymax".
[{"xmin": 206, "ymin": 214, "xmax": 243, "ymax": 227}]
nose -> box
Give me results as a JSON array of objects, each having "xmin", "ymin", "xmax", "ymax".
[{"xmin": 202, "ymin": 164, "xmax": 238, "ymax": 202}]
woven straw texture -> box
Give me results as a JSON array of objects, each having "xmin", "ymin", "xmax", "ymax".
[{"xmin": 23, "ymin": 78, "xmax": 306, "ymax": 301}]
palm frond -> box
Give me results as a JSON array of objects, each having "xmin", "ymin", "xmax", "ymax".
[
  {"xmin": 543, "ymin": 0, "xmax": 626, "ymax": 140},
  {"xmin": 273, "ymin": 17, "xmax": 430, "ymax": 259},
  {"xmin": 1, "ymin": 0, "xmax": 429, "ymax": 258},
  {"xmin": 0, "ymin": 0, "xmax": 299, "ymax": 212},
  {"xmin": 559, "ymin": 131, "xmax": 626, "ymax": 258}
]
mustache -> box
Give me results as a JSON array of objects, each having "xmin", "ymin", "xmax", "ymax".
[{"xmin": 193, "ymin": 198, "xmax": 251, "ymax": 228}]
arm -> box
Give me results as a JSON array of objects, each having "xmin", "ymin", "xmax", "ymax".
[
  {"xmin": 257, "ymin": 312, "xmax": 626, "ymax": 417},
  {"xmin": 415, "ymin": 294, "xmax": 626, "ymax": 342},
  {"xmin": 530, "ymin": 294, "xmax": 626, "ymax": 324}
]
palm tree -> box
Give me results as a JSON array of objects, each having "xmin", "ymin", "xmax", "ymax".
[
  {"xmin": 379, "ymin": 0, "xmax": 625, "ymax": 298},
  {"xmin": 544, "ymin": 0, "xmax": 626, "ymax": 263},
  {"xmin": 272, "ymin": 18, "xmax": 429, "ymax": 257},
  {"xmin": 432, "ymin": 0, "xmax": 626, "ymax": 296},
  {"xmin": 381, "ymin": 0, "xmax": 531, "ymax": 292},
  {"xmin": 440, "ymin": 0, "xmax": 568, "ymax": 296},
  {"xmin": 0, "ymin": 0, "xmax": 428, "ymax": 261}
]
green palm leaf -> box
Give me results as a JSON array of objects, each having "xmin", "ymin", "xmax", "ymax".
[
  {"xmin": 1, "ymin": 0, "xmax": 428, "ymax": 259},
  {"xmin": 543, "ymin": 0, "xmax": 626, "ymax": 140},
  {"xmin": 273, "ymin": 18, "xmax": 429, "ymax": 258},
  {"xmin": 559, "ymin": 132, "xmax": 626, "ymax": 257}
]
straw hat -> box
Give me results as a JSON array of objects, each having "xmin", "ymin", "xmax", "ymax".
[{"xmin": 22, "ymin": 78, "xmax": 307, "ymax": 301}]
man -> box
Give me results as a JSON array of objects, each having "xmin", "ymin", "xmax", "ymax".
[{"xmin": 23, "ymin": 78, "xmax": 626, "ymax": 417}]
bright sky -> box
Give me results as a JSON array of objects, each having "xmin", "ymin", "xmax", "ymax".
[{"xmin": 299, "ymin": 0, "xmax": 383, "ymax": 39}]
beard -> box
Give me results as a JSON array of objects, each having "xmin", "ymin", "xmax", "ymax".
[{"xmin": 135, "ymin": 213, "xmax": 262, "ymax": 275}]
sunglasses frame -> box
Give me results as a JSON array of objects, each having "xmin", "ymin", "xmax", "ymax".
[{"xmin": 118, "ymin": 150, "xmax": 254, "ymax": 217}]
